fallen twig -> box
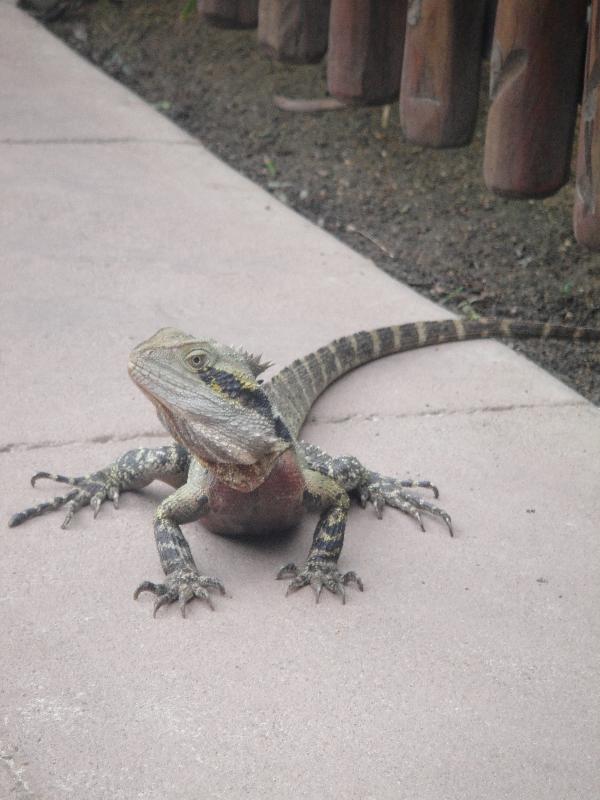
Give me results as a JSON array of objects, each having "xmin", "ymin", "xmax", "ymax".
[
  {"xmin": 346, "ymin": 223, "xmax": 396, "ymax": 259},
  {"xmin": 274, "ymin": 95, "xmax": 347, "ymax": 112}
]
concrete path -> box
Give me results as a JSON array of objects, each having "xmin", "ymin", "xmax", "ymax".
[{"xmin": 1, "ymin": 4, "xmax": 598, "ymax": 799}]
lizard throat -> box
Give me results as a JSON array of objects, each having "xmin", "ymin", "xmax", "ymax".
[
  {"xmin": 195, "ymin": 449, "xmax": 288, "ymax": 492},
  {"xmin": 149, "ymin": 395, "xmax": 291, "ymax": 491}
]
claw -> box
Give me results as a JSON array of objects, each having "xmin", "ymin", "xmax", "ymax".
[
  {"xmin": 61, "ymin": 492, "xmax": 88, "ymax": 529},
  {"xmin": 61, "ymin": 505, "xmax": 75, "ymax": 530},
  {"xmin": 179, "ymin": 587, "xmax": 195, "ymax": 617},
  {"xmin": 31, "ymin": 472, "xmax": 49, "ymax": 487},
  {"xmin": 90, "ymin": 492, "xmax": 105, "ymax": 519},
  {"xmin": 285, "ymin": 573, "xmax": 309, "ymax": 595},
  {"xmin": 312, "ymin": 578, "xmax": 324, "ymax": 604},
  {"xmin": 276, "ymin": 562, "xmax": 299, "ymax": 580},
  {"xmin": 133, "ymin": 580, "xmax": 163, "ymax": 599},
  {"xmin": 399, "ymin": 479, "xmax": 439, "ymax": 499},
  {"xmin": 372, "ymin": 493, "xmax": 385, "ymax": 520},
  {"xmin": 342, "ymin": 571, "xmax": 364, "ymax": 591},
  {"xmin": 108, "ymin": 486, "xmax": 120, "ymax": 509},
  {"xmin": 442, "ymin": 514, "xmax": 454, "ymax": 537},
  {"xmin": 153, "ymin": 593, "xmax": 172, "ymax": 618},
  {"xmin": 203, "ymin": 576, "xmax": 226, "ymax": 595},
  {"xmin": 329, "ymin": 578, "xmax": 345, "ymax": 604},
  {"xmin": 194, "ymin": 587, "xmax": 215, "ymax": 610}
]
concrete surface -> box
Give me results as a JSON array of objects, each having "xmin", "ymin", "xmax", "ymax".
[{"xmin": 1, "ymin": 4, "xmax": 599, "ymax": 799}]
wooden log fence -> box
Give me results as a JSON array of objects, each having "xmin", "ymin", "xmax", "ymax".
[
  {"xmin": 483, "ymin": 0, "xmax": 587, "ymax": 197},
  {"xmin": 200, "ymin": 0, "xmax": 259, "ymax": 28},
  {"xmin": 400, "ymin": 0, "xmax": 487, "ymax": 148},
  {"xmin": 258, "ymin": 0, "xmax": 330, "ymax": 63},
  {"xmin": 199, "ymin": 0, "xmax": 600, "ymax": 249},
  {"xmin": 327, "ymin": 0, "xmax": 407, "ymax": 105},
  {"xmin": 574, "ymin": 0, "xmax": 600, "ymax": 248}
]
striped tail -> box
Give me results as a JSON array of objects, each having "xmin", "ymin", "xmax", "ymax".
[{"xmin": 266, "ymin": 318, "xmax": 599, "ymax": 437}]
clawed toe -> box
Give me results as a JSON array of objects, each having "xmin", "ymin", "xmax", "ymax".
[
  {"xmin": 276, "ymin": 562, "xmax": 299, "ymax": 580},
  {"xmin": 278, "ymin": 562, "xmax": 363, "ymax": 604},
  {"xmin": 153, "ymin": 592, "xmax": 174, "ymax": 617},
  {"xmin": 342, "ymin": 571, "xmax": 364, "ymax": 591},
  {"xmin": 361, "ymin": 472, "xmax": 453, "ymax": 537},
  {"xmin": 133, "ymin": 580, "xmax": 164, "ymax": 599},
  {"xmin": 10, "ymin": 468, "xmax": 121, "ymax": 529},
  {"xmin": 134, "ymin": 569, "xmax": 225, "ymax": 617}
]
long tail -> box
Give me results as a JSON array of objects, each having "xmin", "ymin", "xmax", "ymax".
[{"xmin": 266, "ymin": 318, "xmax": 599, "ymax": 437}]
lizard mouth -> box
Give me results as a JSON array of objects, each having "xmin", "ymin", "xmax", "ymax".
[{"xmin": 128, "ymin": 360, "xmax": 161, "ymax": 402}]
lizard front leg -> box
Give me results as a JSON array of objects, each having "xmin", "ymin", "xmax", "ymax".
[
  {"xmin": 9, "ymin": 444, "xmax": 190, "ymax": 529},
  {"xmin": 134, "ymin": 461, "xmax": 225, "ymax": 618},
  {"xmin": 299, "ymin": 441, "xmax": 453, "ymax": 536},
  {"xmin": 277, "ymin": 469, "xmax": 363, "ymax": 604}
]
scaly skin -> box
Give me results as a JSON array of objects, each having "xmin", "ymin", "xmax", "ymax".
[{"xmin": 9, "ymin": 318, "xmax": 600, "ymax": 617}]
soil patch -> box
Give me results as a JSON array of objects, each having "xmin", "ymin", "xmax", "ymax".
[{"xmin": 43, "ymin": 0, "xmax": 599, "ymax": 403}]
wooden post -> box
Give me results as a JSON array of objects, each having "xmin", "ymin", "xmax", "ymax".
[
  {"xmin": 327, "ymin": 0, "xmax": 408, "ymax": 105},
  {"xmin": 483, "ymin": 0, "xmax": 587, "ymax": 198},
  {"xmin": 258, "ymin": 1, "xmax": 331, "ymax": 63},
  {"xmin": 200, "ymin": 0, "xmax": 259, "ymax": 28},
  {"xmin": 400, "ymin": 0, "xmax": 487, "ymax": 148},
  {"xmin": 574, "ymin": 0, "xmax": 600, "ymax": 248}
]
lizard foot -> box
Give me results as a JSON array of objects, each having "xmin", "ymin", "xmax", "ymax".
[
  {"xmin": 134, "ymin": 567, "xmax": 226, "ymax": 618},
  {"xmin": 9, "ymin": 470, "xmax": 121, "ymax": 529},
  {"xmin": 277, "ymin": 561, "xmax": 363, "ymax": 604},
  {"xmin": 359, "ymin": 472, "xmax": 453, "ymax": 537}
]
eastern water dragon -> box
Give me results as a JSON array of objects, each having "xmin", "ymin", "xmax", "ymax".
[{"xmin": 9, "ymin": 318, "xmax": 599, "ymax": 616}]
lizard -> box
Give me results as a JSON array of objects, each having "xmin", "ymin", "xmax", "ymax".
[{"xmin": 9, "ymin": 317, "xmax": 599, "ymax": 616}]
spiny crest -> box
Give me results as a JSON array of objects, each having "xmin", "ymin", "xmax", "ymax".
[{"xmin": 233, "ymin": 347, "xmax": 273, "ymax": 377}]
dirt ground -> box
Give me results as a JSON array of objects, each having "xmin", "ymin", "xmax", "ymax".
[{"xmin": 40, "ymin": 0, "xmax": 599, "ymax": 403}]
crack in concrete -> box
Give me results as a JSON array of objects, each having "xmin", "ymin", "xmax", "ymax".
[
  {"xmin": 309, "ymin": 399, "xmax": 590, "ymax": 425},
  {"xmin": 0, "ymin": 137, "xmax": 196, "ymax": 145},
  {"xmin": 0, "ymin": 430, "xmax": 165, "ymax": 455},
  {"xmin": 0, "ymin": 400, "xmax": 591, "ymax": 455}
]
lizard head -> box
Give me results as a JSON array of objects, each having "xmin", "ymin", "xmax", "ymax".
[{"xmin": 128, "ymin": 327, "xmax": 291, "ymax": 468}]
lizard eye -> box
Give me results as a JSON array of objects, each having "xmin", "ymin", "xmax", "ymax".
[{"xmin": 185, "ymin": 350, "xmax": 209, "ymax": 370}]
